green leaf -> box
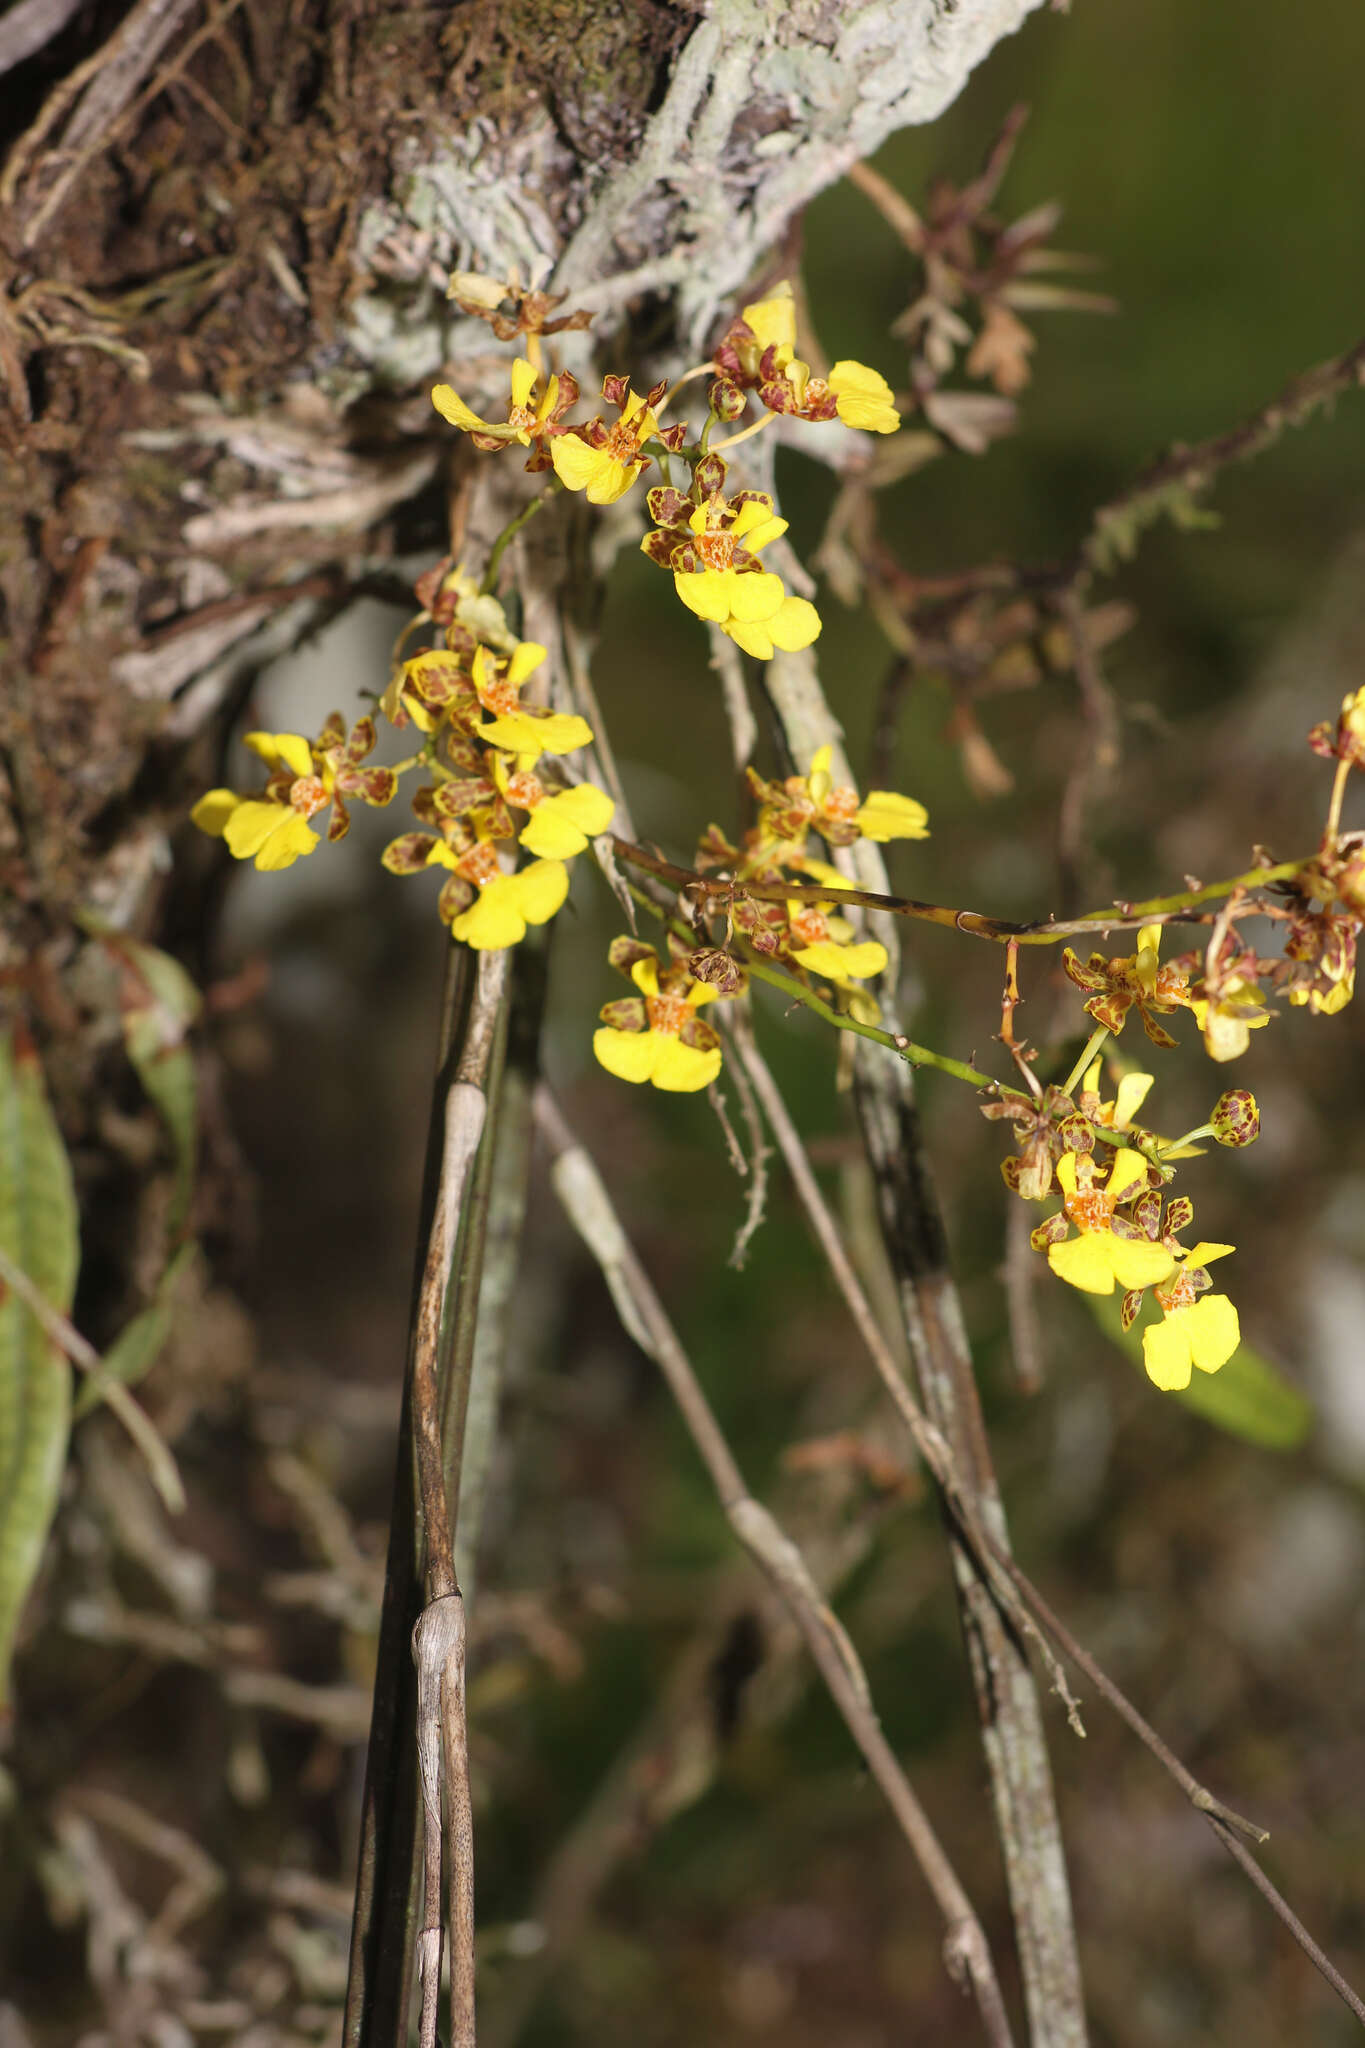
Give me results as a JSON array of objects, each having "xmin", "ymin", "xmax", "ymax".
[
  {"xmin": 73, "ymin": 1241, "xmax": 197, "ymax": 1421},
  {"xmin": 118, "ymin": 942, "xmax": 201, "ymax": 1235},
  {"xmin": 0, "ymin": 1029, "xmax": 79, "ymax": 1710},
  {"xmin": 1085, "ymin": 1290, "xmax": 1312, "ymax": 1450}
]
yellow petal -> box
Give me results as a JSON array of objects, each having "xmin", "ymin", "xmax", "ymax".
[
  {"xmin": 509, "ymin": 859, "xmax": 570, "ymax": 926},
  {"xmin": 741, "ymin": 284, "xmax": 796, "ymax": 353},
  {"xmin": 836, "ymin": 940, "xmax": 888, "ymax": 980},
  {"xmin": 1105, "ymin": 1148, "xmax": 1151, "ymax": 1204},
  {"xmin": 1112, "ymin": 1072, "xmax": 1155, "ymax": 1127},
  {"xmin": 792, "ymin": 939, "xmax": 887, "ymax": 984},
  {"xmin": 431, "ymin": 384, "xmax": 505, "ymax": 436},
  {"xmin": 510, "ymin": 358, "xmax": 536, "ymax": 408},
  {"xmin": 451, "ymin": 884, "xmax": 526, "ymax": 950},
  {"xmin": 476, "ymin": 710, "xmax": 593, "ymax": 759},
  {"xmin": 1107, "ymin": 1237, "xmax": 1176, "ymax": 1292},
  {"xmin": 726, "ymin": 570, "xmax": 787, "ymax": 624},
  {"xmin": 724, "ymin": 619, "xmax": 776, "ymax": 661},
  {"xmin": 191, "ymin": 789, "xmax": 239, "ymax": 837},
  {"xmin": 855, "ymin": 789, "xmax": 929, "ymax": 842},
  {"xmin": 1055, "ymin": 1151, "xmax": 1079, "ymax": 1197},
  {"xmin": 765, "ymin": 595, "xmax": 822, "ymax": 652},
  {"xmin": 829, "ymin": 361, "xmax": 900, "ymax": 434},
  {"xmin": 594, "ymin": 1026, "xmax": 662, "ymax": 1084},
  {"xmin": 551, "ymin": 435, "xmax": 606, "ymax": 494},
  {"xmin": 730, "ymin": 499, "xmax": 787, "ymax": 553},
  {"xmin": 223, "ymin": 799, "xmax": 294, "ymax": 860},
  {"xmin": 244, "ymin": 730, "xmax": 314, "ymax": 779},
  {"xmin": 674, "ymin": 568, "xmax": 734, "ymax": 624},
  {"xmin": 584, "ymin": 454, "xmax": 642, "ymax": 505},
  {"xmin": 1186, "ymin": 1294, "xmax": 1240, "ymax": 1373},
  {"xmin": 629, "ymin": 956, "xmax": 661, "ymax": 997},
  {"xmin": 1183, "ymin": 1241, "xmax": 1235, "ymax": 1269},
  {"xmin": 252, "ymin": 812, "xmax": 320, "ymax": 871},
  {"xmin": 1134, "ymin": 924, "xmax": 1162, "ymax": 995},
  {"xmin": 518, "ymin": 785, "xmax": 612, "ymax": 859},
  {"xmin": 1143, "ymin": 1315, "xmax": 1194, "ymax": 1392},
  {"xmin": 1049, "ymin": 1233, "xmax": 1122, "ymax": 1295},
  {"xmin": 650, "ymin": 1036, "xmax": 723, "ymax": 1092},
  {"xmin": 507, "ymin": 641, "xmax": 548, "ymax": 690}
]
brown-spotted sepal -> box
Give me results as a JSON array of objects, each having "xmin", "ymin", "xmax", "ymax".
[{"xmin": 382, "ymin": 832, "xmax": 443, "ymax": 875}]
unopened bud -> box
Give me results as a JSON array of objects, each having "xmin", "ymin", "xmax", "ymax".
[
  {"xmin": 709, "ymin": 377, "xmax": 746, "ymax": 422},
  {"xmin": 1210, "ymin": 1089, "xmax": 1260, "ymax": 1147}
]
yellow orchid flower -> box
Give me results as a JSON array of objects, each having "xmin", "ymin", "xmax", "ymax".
[
  {"xmin": 669, "ymin": 497, "xmax": 820, "ymax": 659},
  {"xmin": 551, "ymin": 387, "xmax": 659, "ymax": 504},
  {"xmin": 1142, "ymin": 1242, "xmax": 1240, "ymax": 1391},
  {"xmin": 192, "ymin": 721, "xmax": 396, "ymax": 871},
  {"xmin": 431, "ymin": 357, "xmax": 570, "ymax": 451},
  {"xmin": 593, "ymin": 946, "xmax": 725, "ymax": 1093},
  {"xmin": 723, "ymin": 284, "xmax": 899, "ymax": 433},
  {"xmin": 1063, "ymin": 924, "xmax": 1194, "ymax": 1048},
  {"xmin": 1046, "ymin": 1148, "xmax": 1176, "ymax": 1296},
  {"xmin": 493, "ymin": 752, "xmax": 615, "ymax": 859},
  {"xmin": 1189, "ymin": 977, "xmax": 1273, "ymax": 1060},
  {"xmin": 451, "ymin": 859, "xmax": 569, "ymax": 949}
]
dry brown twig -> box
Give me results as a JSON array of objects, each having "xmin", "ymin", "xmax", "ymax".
[{"xmin": 535, "ymin": 1083, "xmax": 1018, "ymax": 2047}]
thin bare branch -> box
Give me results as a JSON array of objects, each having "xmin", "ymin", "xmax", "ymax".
[{"xmin": 536, "ymin": 1084, "xmax": 1017, "ymax": 2046}]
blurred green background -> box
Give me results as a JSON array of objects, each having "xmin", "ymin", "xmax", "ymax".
[{"xmin": 38, "ymin": 2, "xmax": 1365, "ymax": 2044}]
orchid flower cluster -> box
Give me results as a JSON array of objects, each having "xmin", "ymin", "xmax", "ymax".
[
  {"xmin": 977, "ymin": 686, "xmax": 1365, "ymax": 1392},
  {"xmin": 984, "ymin": 1049, "xmax": 1258, "ymax": 1393},
  {"xmin": 188, "ymin": 261, "xmax": 1365, "ymax": 1405},
  {"xmin": 590, "ymin": 741, "xmax": 933, "ymax": 1094},
  {"xmin": 192, "ymin": 563, "xmax": 615, "ymax": 950}
]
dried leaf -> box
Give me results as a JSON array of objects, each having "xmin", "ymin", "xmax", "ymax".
[{"xmin": 921, "ymin": 388, "xmax": 1017, "ymax": 455}]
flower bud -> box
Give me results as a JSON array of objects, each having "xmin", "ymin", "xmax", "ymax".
[
  {"xmin": 709, "ymin": 377, "xmax": 746, "ymax": 422},
  {"xmin": 1210, "ymin": 1088, "xmax": 1260, "ymax": 1146}
]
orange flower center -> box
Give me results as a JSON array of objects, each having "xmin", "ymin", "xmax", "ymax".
[
  {"xmin": 789, "ymin": 907, "xmax": 828, "ymax": 946},
  {"xmin": 695, "ymin": 530, "xmax": 737, "ymax": 572},
  {"xmin": 478, "ymin": 667, "xmax": 521, "ymax": 717},
  {"xmin": 1155, "ymin": 1268, "xmax": 1199, "ymax": 1313},
  {"xmin": 604, "ymin": 417, "xmax": 643, "ymax": 461},
  {"xmin": 504, "ymin": 770, "xmax": 542, "ymax": 809},
  {"xmin": 289, "ymin": 774, "xmax": 328, "ymax": 819},
  {"xmin": 645, "ymin": 991, "xmax": 688, "ymax": 1036},
  {"xmin": 456, "ymin": 843, "xmax": 501, "ymax": 888},
  {"xmin": 821, "ymin": 785, "xmax": 860, "ymax": 822},
  {"xmin": 1063, "ymin": 1171, "xmax": 1112, "ymax": 1234}
]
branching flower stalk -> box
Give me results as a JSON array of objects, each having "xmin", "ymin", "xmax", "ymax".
[{"xmin": 186, "ymin": 257, "xmax": 1365, "ymax": 2041}]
